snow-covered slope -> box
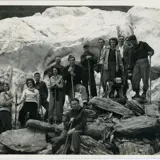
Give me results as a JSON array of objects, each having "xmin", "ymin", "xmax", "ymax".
[{"xmin": 0, "ymin": 6, "xmax": 160, "ymax": 101}]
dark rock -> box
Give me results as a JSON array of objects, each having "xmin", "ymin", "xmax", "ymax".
[
  {"xmin": 114, "ymin": 116, "xmax": 160, "ymax": 137},
  {"xmin": 111, "ymin": 97, "xmax": 126, "ymax": 105},
  {"xmin": 0, "ymin": 144, "xmax": 8, "ymax": 154},
  {"xmin": 89, "ymin": 97, "xmax": 133, "ymax": 117},
  {"xmin": 26, "ymin": 119, "xmax": 63, "ymax": 133},
  {"xmin": 85, "ymin": 122, "xmax": 113, "ymax": 140},
  {"xmin": 0, "ymin": 128, "xmax": 47, "ymax": 153},
  {"xmin": 125, "ymin": 100, "xmax": 145, "ymax": 116},
  {"xmin": 56, "ymin": 135, "xmax": 113, "ymax": 155},
  {"xmin": 85, "ymin": 109, "xmax": 97, "ymax": 119},
  {"xmin": 144, "ymin": 104, "xmax": 160, "ymax": 117}
]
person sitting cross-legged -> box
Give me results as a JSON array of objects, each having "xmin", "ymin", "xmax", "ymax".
[{"xmin": 51, "ymin": 98, "xmax": 87, "ymax": 154}]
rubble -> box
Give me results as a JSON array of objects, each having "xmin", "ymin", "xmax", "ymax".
[
  {"xmin": 125, "ymin": 100, "xmax": 145, "ymax": 116},
  {"xmin": 26, "ymin": 119, "xmax": 63, "ymax": 133},
  {"xmin": 1, "ymin": 97, "xmax": 160, "ymax": 155},
  {"xmin": 118, "ymin": 140, "xmax": 154, "ymax": 155},
  {"xmin": 114, "ymin": 116, "xmax": 160, "ymax": 137},
  {"xmin": 144, "ymin": 104, "xmax": 160, "ymax": 117},
  {"xmin": 0, "ymin": 144, "xmax": 8, "ymax": 154},
  {"xmin": 56, "ymin": 135, "xmax": 113, "ymax": 155},
  {"xmin": 89, "ymin": 97, "xmax": 133, "ymax": 117}
]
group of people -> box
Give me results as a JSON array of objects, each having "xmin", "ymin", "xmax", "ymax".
[{"xmin": 0, "ymin": 34, "xmax": 154, "ymax": 154}]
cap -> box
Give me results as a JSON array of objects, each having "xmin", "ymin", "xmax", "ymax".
[
  {"xmin": 68, "ymin": 54, "xmax": 75, "ymax": 61},
  {"xmin": 128, "ymin": 35, "xmax": 137, "ymax": 41}
]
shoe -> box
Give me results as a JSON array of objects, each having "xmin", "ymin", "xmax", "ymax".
[
  {"xmin": 83, "ymin": 102, "xmax": 88, "ymax": 108},
  {"xmin": 132, "ymin": 92, "xmax": 140, "ymax": 99},
  {"xmin": 140, "ymin": 91, "xmax": 146, "ymax": 99},
  {"xmin": 115, "ymin": 94, "xmax": 121, "ymax": 98}
]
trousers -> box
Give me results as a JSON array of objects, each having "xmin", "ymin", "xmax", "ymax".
[
  {"xmin": 53, "ymin": 129, "xmax": 83, "ymax": 154},
  {"xmin": 67, "ymin": 84, "xmax": 88, "ymax": 102},
  {"xmin": 132, "ymin": 58, "xmax": 150, "ymax": 92},
  {"xmin": 82, "ymin": 70, "xmax": 97, "ymax": 98}
]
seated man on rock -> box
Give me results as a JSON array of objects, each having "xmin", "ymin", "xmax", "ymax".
[{"xmin": 51, "ymin": 98, "xmax": 87, "ymax": 154}]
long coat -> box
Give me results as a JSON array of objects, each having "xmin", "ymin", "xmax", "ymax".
[{"xmin": 101, "ymin": 47, "xmax": 123, "ymax": 71}]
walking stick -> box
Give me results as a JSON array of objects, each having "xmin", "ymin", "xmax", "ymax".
[
  {"xmin": 54, "ymin": 88, "xmax": 57, "ymax": 124},
  {"xmin": 88, "ymin": 60, "xmax": 92, "ymax": 100},
  {"xmin": 40, "ymin": 102, "xmax": 44, "ymax": 121},
  {"xmin": 15, "ymin": 94, "xmax": 17, "ymax": 129},
  {"xmin": 99, "ymin": 65, "xmax": 104, "ymax": 97},
  {"xmin": 149, "ymin": 55, "xmax": 152, "ymax": 104},
  {"xmin": 63, "ymin": 119, "xmax": 73, "ymax": 154},
  {"xmin": 71, "ymin": 75, "xmax": 75, "ymax": 98}
]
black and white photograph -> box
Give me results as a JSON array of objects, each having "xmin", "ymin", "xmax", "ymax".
[{"xmin": 0, "ymin": 2, "xmax": 160, "ymax": 156}]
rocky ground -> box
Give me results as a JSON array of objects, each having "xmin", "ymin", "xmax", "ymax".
[{"xmin": 1, "ymin": 97, "xmax": 160, "ymax": 155}]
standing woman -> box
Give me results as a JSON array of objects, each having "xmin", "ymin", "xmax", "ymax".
[
  {"xmin": 18, "ymin": 78, "xmax": 39, "ymax": 127},
  {"xmin": 101, "ymin": 37, "xmax": 123, "ymax": 97},
  {"xmin": 0, "ymin": 82, "xmax": 13, "ymax": 134},
  {"xmin": 48, "ymin": 67, "xmax": 65, "ymax": 124}
]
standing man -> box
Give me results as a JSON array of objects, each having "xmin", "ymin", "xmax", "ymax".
[
  {"xmin": 128, "ymin": 35, "xmax": 154, "ymax": 99},
  {"xmin": 96, "ymin": 38, "xmax": 107, "ymax": 95},
  {"xmin": 52, "ymin": 98, "xmax": 87, "ymax": 154},
  {"xmin": 52, "ymin": 56, "xmax": 64, "ymax": 75},
  {"xmin": 63, "ymin": 55, "xmax": 88, "ymax": 106},
  {"xmin": 80, "ymin": 44, "xmax": 97, "ymax": 100},
  {"xmin": 118, "ymin": 36, "xmax": 132, "ymax": 98},
  {"xmin": 34, "ymin": 72, "xmax": 49, "ymax": 121}
]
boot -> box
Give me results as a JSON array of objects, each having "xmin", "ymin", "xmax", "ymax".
[
  {"xmin": 140, "ymin": 90, "xmax": 147, "ymax": 99},
  {"xmin": 83, "ymin": 102, "xmax": 88, "ymax": 109},
  {"xmin": 132, "ymin": 91, "xmax": 140, "ymax": 99}
]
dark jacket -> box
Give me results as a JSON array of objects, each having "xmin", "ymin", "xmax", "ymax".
[
  {"xmin": 63, "ymin": 107, "xmax": 87, "ymax": 131},
  {"xmin": 35, "ymin": 81, "xmax": 48, "ymax": 100},
  {"xmin": 80, "ymin": 52, "xmax": 97, "ymax": 72},
  {"xmin": 63, "ymin": 64, "xmax": 83, "ymax": 88},
  {"xmin": 132, "ymin": 41, "xmax": 154, "ymax": 63}
]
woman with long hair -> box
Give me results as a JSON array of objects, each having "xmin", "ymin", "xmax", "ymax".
[
  {"xmin": 100, "ymin": 37, "xmax": 123, "ymax": 98},
  {"xmin": 18, "ymin": 78, "xmax": 39, "ymax": 127},
  {"xmin": 48, "ymin": 67, "xmax": 65, "ymax": 124},
  {"xmin": 0, "ymin": 82, "xmax": 13, "ymax": 133}
]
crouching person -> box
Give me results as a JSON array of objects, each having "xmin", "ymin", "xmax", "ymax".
[{"xmin": 52, "ymin": 98, "xmax": 87, "ymax": 154}]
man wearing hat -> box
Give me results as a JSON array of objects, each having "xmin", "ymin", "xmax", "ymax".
[
  {"xmin": 128, "ymin": 35, "xmax": 154, "ymax": 99},
  {"xmin": 80, "ymin": 44, "xmax": 97, "ymax": 100},
  {"xmin": 63, "ymin": 55, "xmax": 88, "ymax": 106}
]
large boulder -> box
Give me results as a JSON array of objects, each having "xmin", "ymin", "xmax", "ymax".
[
  {"xmin": 0, "ymin": 144, "xmax": 8, "ymax": 154},
  {"xmin": 114, "ymin": 116, "xmax": 160, "ymax": 137},
  {"xmin": 125, "ymin": 100, "xmax": 145, "ymax": 116},
  {"xmin": 26, "ymin": 119, "xmax": 64, "ymax": 133},
  {"xmin": 89, "ymin": 97, "xmax": 133, "ymax": 117},
  {"xmin": 85, "ymin": 122, "xmax": 113, "ymax": 140},
  {"xmin": 0, "ymin": 128, "xmax": 47, "ymax": 153}
]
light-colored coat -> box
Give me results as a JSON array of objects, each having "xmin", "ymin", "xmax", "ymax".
[{"xmin": 101, "ymin": 46, "xmax": 123, "ymax": 71}]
